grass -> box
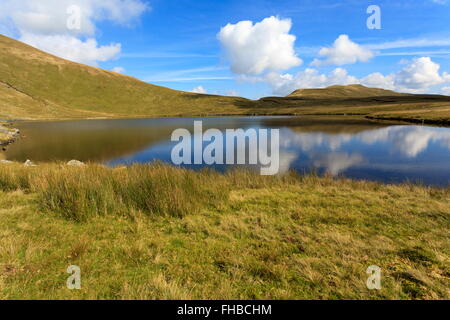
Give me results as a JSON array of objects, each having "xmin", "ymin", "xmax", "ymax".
[
  {"xmin": 0, "ymin": 34, "xmax": 249, "ymax": 121},
  {"xmin": 0, "ymin": 162, "xmax": 448, "ymax": 300}
]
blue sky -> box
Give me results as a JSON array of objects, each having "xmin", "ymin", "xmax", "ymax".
[{"xmin": 1, "ymin": 0, "xmax": 450, "ymax": 98}]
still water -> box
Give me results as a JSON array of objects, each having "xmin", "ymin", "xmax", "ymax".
[{"xmin": 3, "ymin": 116, "xmax": 450, "ymax": 186}]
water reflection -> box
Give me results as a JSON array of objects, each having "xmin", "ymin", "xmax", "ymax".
[{"xmin": 4, "ymin": 117, "xmax": 450, "ymax": 186}]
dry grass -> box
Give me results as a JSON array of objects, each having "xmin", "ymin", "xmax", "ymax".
[
  {"xmin": 0, "ymin": 163, "xmax": 448, "ymax": 300},
  {"xmin": 0, "ymin": 163, "xmax": 229, "ymax": 221}
]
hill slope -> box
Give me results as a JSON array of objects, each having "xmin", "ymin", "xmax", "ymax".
[
  {"xmin": 0, "ymin": 35, "xmax": 248, "ymax": 120},
  {"xmin": 0, "ymin": 35, "xmax": 449, "ymax": 124},
  {"xmin": 288, "ymin": 84, "xmax": 409, "ymax": 99}
]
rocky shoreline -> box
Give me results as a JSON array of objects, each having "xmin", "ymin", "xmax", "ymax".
[{"xmin": 0, "ymin": 122, "xmax": 20, "ymax": 150}]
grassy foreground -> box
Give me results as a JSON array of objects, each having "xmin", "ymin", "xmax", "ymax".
[
  {"xmin": 0, "ymin": 163, "xmax": 448, "ymax": 300},
  {"xmin": 1, "ymin": 34, "xmax": 450, "ymax": 125}
]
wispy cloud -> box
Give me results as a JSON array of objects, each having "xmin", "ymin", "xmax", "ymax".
[
  {"xmin": 365, "ymin": 38, "xmax": 450, "ymax": 51},
  {"xmin": 144, "ymin": 65, "xmax": 231, "ymax": 82},
  {"xmin": 147, "ymin": 77, "xmax": 232, "ymax": 82},
  {"xmin": 122, "ymin": 52, "xmax": 217, "ymax": 59},
  {"xmin": 378, "ymin": 50, "xmax": 450, "ymax": 57}
]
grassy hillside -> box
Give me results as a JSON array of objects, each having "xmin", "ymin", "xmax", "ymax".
[
  {"xmin": 0, "ymin": 163, "xmax": 448, "ymax": 299},
  {"xmin": 288, "ymin": 84, "xmax": 408, "ymax": 99},
  {"xmin": 1, "ymin": 34, "xmax": 450, "ymax": 124},
  {"xmin": 0, "ymin": 34, "xmax": 249, "ymax": 120}
]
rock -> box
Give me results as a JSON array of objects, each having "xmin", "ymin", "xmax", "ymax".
[
  {"xmin": 24, "ymin": 159, "xmax": 36, "ymax": 167},
  {"xmin": 67, "ymin": 160, "xmax": 86, "ymax": 167},
  {"xmin": 0, "ymin": 160, "xmax": 13, "ymax": 164}
]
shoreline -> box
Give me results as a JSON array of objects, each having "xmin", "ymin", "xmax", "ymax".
[
  {"xmin": 0, "ymin": 122, "xmax": 20, "ymax": 148},
  {"xmin": 366, "ymin": 115, "xmax": 450, "ymax": 126},
  {"xmin": 6, "ymin": 112, "xmax": 450, "ymax": 127}
]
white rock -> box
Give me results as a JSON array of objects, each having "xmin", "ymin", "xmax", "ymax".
[
  {"xmin": 0, "ymin": 160, "xmax": 13, "ymax": 164},
  {"xmin": 67, "ymin": 160, "xmax": 85, "ymax": 167}
]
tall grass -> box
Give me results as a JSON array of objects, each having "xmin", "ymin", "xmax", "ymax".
[
  {"xmin": 0, "ymin": 163, "xmax": 229, "ymax": 221},
  {"xmin": 0, "ymin": 162, "xmax": 447, "ymax": 222}
]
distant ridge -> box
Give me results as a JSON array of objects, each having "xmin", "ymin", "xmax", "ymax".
[{"xmin": 288, "ymin": 84, "xmax": 409, "ymax": 99}]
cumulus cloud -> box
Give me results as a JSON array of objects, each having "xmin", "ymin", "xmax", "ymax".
[
  {"xmin": 217, "ymin": 16, "xmax": 302, "ymax": 75},
  {"xmin": 21, "ymin": 33, "xmax": 121, "ymax": 65},
  {"xmin": 393, "ymin": 57, "xmax": 446, "ymax": 92},
  {"xmin": 0, "ymin": 0, "xmax": 148, "ymax": 66},
  {"xmin": 311, "ymin": 35, "xmax": 374, "ymax": 67},
  {"xmin": 361, "ymin": 72, "xmax": 396, "ymax": 90},
  {"xmin": 261, "ymin": 57, "xmax": 450, "ymax": 96},
  {"xmin": 191, "ymin": 86, "xmax": 208, "ymax": 94},
  {"xmin": 264, "ymin": 68, "xmax": 359, "ymax": 95},
  {"xmin": 112, "ymin": 66, "xmax": 126, "ymax": 74},
  {"xmin": 442, "ymin": 86, "xmax": 450, "ymax": 95},
  {"xmin": 361, "ymin": 57, "xmax": 450, "ymax": 93}
]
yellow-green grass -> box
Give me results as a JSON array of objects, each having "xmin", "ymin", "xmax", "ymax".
[
  {"xmin": 288, "ymin": 84, "xmax": 408, "ymax": 99},
  {"xmin": 0, "ymin": 132, "xmax": 7, "ymax": 143},
  {"xmin": 367, "ymin": 105, "xmax": 450, "ymax": 124},
  {"xmin": 0, "ymin": 163, "xmax": 448, "ymax": 300},
  {"xmin": 0, "ymin": 34, "xmax": 249, "ymax": 121}
]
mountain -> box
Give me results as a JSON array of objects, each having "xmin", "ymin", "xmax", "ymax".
[
  {"xmin": 0, "ymin": 35, "xmax": 449, "ymax": 124},
  {"xmin": 288, "ymin": 84, "xmax": 409, "ymax": 99},
  {"xmin": 0, "ymin": 34, "xmax": 247, "ymax": 120}
]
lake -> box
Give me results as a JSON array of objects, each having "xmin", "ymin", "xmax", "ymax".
[{"xmin": 3, "ymin": 116, "xmax": 450, "ymax": 186}]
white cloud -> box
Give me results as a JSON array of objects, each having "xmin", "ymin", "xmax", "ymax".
[
  {"xmin": 0, "ymin": 0, "xmax": 148, "ymax": 36},
  {"xmin": 191, "ymin": 86, "xmax": 208, "ymax": 94},
  {"xmin": 112, "ymin": 66, "xmax": 126, "ymax": 74},
  {"xmin": 264, "ymin": 68, "xmax": 359, "ymax": 96},
  {"xmin": 261, "ymin": 57, "xmax": 450, "ymax": 96},
  {"xmin": 311, "ymin": 35, "xmax": 374, "ymax": 67},
  {"xmin": 21, "ymin": 33, "xmax": 121, "ymax": 65},
  {"xmin": 223, "ymin": 90, "xmax": 238, "ymax": 96},
  {"xmin": 0, "ymin": 0, "xmax": 148, "ymax": 66},
  {"xmin": 393, "ymin": 57, "xmax": 446, "ymax": 92},
  {"xmin": 366, "ymin": 38, "xmax": 450, "ymax": 51},
  {"xmin": 361, "ymin": 72, "xmax": 396, "ymax": 90},
  {"xmin": 442, "ymin": 86, "xmax": 450, "ymax": 95},
  {"xmin": 217, "ymin": 16, "xmax": 302, "ymax": 75}
]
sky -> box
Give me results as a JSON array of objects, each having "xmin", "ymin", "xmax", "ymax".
[{"xmin": 1, "ymin": 0, "xmax": 450, "ymax": 99}]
